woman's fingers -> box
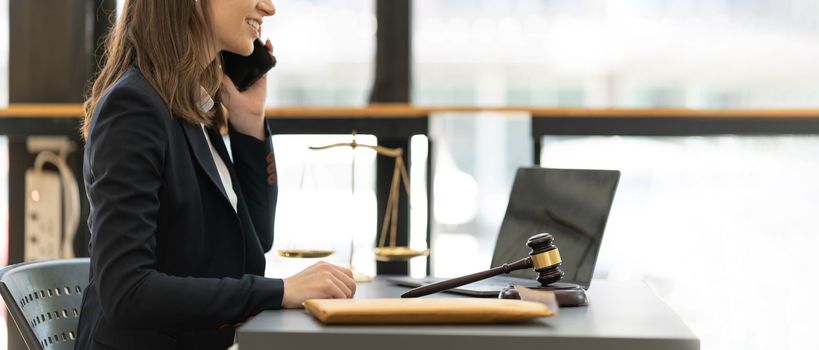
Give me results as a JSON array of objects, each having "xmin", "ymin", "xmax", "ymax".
[
  {"xmin": 315, "ymin": 262, "xmax": 355, "ymax": 297},
  {"xmin": 282, "ymin": 262, "xmax": 358, "ymax": 308},
  {"xmin": 327, "ymin": 266, "xmax": 356, "ymax": 296},
  {"xmin": 326, "ymin": 273, "xmax": 353, "ymax": 298}
]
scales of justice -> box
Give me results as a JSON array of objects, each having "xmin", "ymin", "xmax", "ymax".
[{"xmin": 277, "ymin": 132, "xmax": 429, "ymax": 282}]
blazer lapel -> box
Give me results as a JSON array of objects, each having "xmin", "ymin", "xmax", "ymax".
[
  {"xmin": 204, "ymin": 126, "xmax": 264, "ymax": 270},
  {"xmin": 204, "ymin": 126, "xmax": 239, "ymax": 191},
  {"xmin": 179, "ymin": 121, "xmax": 230, "ymax": 202}
]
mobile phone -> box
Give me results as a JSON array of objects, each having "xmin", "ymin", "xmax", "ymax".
[{"xmin": 221, "ymin": 38, "xmax": 276, "ymax": 92}]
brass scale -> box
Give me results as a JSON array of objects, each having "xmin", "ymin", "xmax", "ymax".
[{"xmin": 276, "ymin": 132, "xmax": 429, "ymax": 280}]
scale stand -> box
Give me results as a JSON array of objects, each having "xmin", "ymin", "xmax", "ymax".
[{"xmin": 308, "ymin": 132, "xmax": 429, "ymax": 269}]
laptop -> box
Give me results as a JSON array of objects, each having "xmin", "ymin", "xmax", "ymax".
[{"xmin": 388, "ymin": 167, "xmax": 620, "ymax": 297}]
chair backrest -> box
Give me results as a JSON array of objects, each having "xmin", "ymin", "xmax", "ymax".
[{"xmin": 0, "ymin": 258, "xmax": 90, "ymax": 350}]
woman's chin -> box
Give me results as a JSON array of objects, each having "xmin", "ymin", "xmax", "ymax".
[{"xmin": 224, "ymin": 44, "xmax": 254, "ymax": 57}]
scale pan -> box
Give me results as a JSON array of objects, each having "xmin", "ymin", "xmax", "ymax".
[{"xmin": 373, "ymin": 247, "xmax": 430, "ymax": 261}]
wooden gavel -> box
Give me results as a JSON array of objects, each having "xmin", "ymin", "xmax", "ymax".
[{"xmin": 401, "ymin": 233, "xmax": 564, "ymax": 298}]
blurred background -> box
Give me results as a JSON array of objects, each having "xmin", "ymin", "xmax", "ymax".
[{"xmin": 2, "ymin": 0, "xmax": 819, "ymax": 349}]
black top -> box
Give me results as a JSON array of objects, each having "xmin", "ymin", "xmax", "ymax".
[{"xmin": 75, "ymin": 67, "xmax": 283, "ymax": 350}]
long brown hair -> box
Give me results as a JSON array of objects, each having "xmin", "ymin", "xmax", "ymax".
[{"xmin": 82, "ymin": 0, "xmax": 224, "ymax": 139}]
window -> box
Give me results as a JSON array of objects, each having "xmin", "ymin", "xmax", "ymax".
[
  {"xmin": 1, "ymin": 0, "xmax": 9, "ymax": 107},
  {"xmin": 265, "ymin": 134, "xmax": 429, "ymax": 279},
  {"xmin": 428, "ymin": 112, "xmax": 531, "ymax": 277},
  {"xmin": 266, "ymin": 135, "xmax": 379, "ymax": 278},
  {"xmin": 260, "ymin": 0, "xmax": 375, "ymax": 106},
  {"xmin": 416, "ymin": 4, "xmax": 819, "ymax": 350},
  {"xmin": 540, "ymin": 135, "xmax": 819, "ymax": 350},
  {"xmin": 0, "ymin": 0, "xmax": 8, "ymax": 341},
  {"xmin": 116, "ymin": 0, "xmax": 376, "ymax": 106},
  {"xmin": 413, "ymin": 0, "xmax": 819, "ymax": 108}
]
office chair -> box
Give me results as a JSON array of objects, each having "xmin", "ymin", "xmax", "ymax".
[{"xmin": 0, "ymin": 258, "xmax": 90, "ymax": 350}]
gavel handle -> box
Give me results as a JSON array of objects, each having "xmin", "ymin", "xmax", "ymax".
[{"xmin": 401, "ymin": 257, "xmax": 533, "ymax": 298}]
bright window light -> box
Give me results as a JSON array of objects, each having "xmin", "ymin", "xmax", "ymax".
[
  {"xmin": 541, "ymin": 135, "xmax": 819, "ymax": 350},
  {"xmin": 266, "ymin": 134, "xmax": 378, "ymax": 279},
  {"xmin": 414, "ymin": 0, "xmax": 819, "ymax": 108}
]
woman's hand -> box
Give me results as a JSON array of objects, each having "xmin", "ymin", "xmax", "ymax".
[
  {"xmin": 281, "ymin": 261, "xmax": 357, "ymax": 308},
  {"xmin": 220, "ymin": 39, "xmax": 273, "ymax": 141}
]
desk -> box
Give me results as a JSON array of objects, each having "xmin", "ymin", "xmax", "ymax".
[{"xmin": 237, "ymin": 279, "xmax": 699, "ymax": 350}]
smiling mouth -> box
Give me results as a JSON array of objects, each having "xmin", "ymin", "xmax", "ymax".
[{"xmin": 246, "ymin": 19, "xmax": 261, "ymax": 37}]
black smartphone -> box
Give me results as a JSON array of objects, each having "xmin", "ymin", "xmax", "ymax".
[{"xmin": 221, "ymin": 38, "xmax": 276, "ymax": 92}]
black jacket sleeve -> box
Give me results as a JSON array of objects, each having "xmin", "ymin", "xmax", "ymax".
[
  {"xmin": 85, "ymin": 85, "xmax": 283, "ymax": 332},
  {"xmin": 228, "ymin": 122, "xmax": 277, "ymax": 253}
]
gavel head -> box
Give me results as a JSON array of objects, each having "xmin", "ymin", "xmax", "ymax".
[{"xmin": 527, "ymin": 233, "xmax": 564, "ymax": 286}]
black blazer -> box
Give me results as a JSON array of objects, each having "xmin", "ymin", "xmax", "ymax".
[{"xmin": 75, "ymin": 67, "xmax": 282, "ymax": 350}]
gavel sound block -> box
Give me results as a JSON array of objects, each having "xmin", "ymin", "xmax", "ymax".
[{"xmin": 401, "ymin": 233, "xmax": 589, "ymax": 306}]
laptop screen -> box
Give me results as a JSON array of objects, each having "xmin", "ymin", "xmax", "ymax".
[{"xmin": 490, "ymin": 167, "xmax": 620, "ymax": 289}]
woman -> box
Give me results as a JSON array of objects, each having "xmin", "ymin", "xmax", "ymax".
[{"xmin": 76, "ymin": 1, "xmax": 355, "ymax": 349}]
